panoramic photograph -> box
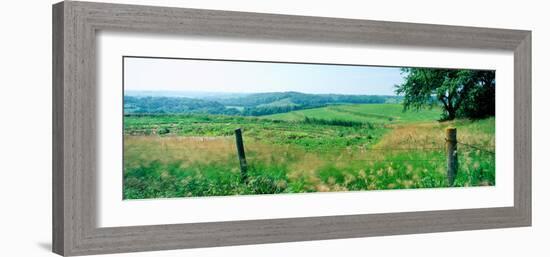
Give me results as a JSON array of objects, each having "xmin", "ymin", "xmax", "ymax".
[{"xmin": 123, "ymin": 57, "xmax": 496, "ymax": 200}]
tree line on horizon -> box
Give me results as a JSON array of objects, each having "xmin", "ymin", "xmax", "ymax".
[{"xmin": 124, "ymin": 92, "xmax": 401, "ymax": 116}]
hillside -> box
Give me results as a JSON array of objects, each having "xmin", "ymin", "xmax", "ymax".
[
  {"xmin": 124, "ymin": 91, "xmax": 402, "ymax": 116},
  {"xmin": 264, "ymin": 104, "xmax": 442, "ymax": 124},
  {"xmin": 212, "ymin": 91, "xmax": 398, "ymax": 107}
]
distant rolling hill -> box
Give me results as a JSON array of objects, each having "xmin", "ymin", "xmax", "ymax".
[
  {"xmin": 124, "ymin": 96, "xmax": 242, "ymax": 115},
  {"xmin": 124, "ymin": 91, "xmax": 403, "ymax": 116},
  {"xmin": 213, "ymin": 91, "xmax": 399, "ymax": 107}
]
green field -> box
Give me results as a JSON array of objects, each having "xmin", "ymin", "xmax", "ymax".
[
  {"xmin": 265, "ymin": 104, "xmax": 442, "ymax": 123},
  {"xmin": 123, "ymin": 104, "xmax": 495, "ymax": 199}
]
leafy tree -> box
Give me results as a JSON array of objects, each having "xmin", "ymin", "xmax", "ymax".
[
  {"xmin": 456, "ymin": 70, "xmax": 495, "ymax": 119},
  {"xmin": 395, "ymin": 68, "xmax": 495, "ymax": 120}
]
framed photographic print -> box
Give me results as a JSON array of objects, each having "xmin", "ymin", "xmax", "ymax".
[{"xmin": 52, "ymin": 1, "xmax": 531, "ymax": 256}]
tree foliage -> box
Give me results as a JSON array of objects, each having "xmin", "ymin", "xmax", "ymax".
[{"xmin": 395, "ymin": 68, "xmax": 495, "ymax": 120}]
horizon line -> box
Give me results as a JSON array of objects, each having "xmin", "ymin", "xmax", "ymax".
[{"xmin": 124, "ymin": 89, "xmax": 400, "ymax": 97}]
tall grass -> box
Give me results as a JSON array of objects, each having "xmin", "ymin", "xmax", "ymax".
[{"xmin": 123, "ymin": 104, "xmax": 495, "ymax": 199}]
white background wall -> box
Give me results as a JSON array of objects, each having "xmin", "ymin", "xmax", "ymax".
[{"xmin": 0, "ymin": 0, "xmax": 547, "ymax": 256}]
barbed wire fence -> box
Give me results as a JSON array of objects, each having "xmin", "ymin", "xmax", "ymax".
[{"xmin": 125, "ymin": 127, "xmax": 495, "ymax": 185}]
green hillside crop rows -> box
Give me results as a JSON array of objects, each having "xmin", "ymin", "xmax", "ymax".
[{"xmin": 265, "ymin": 104, "xmax": 441, "ymax": 123}]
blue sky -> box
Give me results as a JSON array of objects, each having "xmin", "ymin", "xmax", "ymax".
[{"xmin": 124, "ymin": 57, "xmax": 405, "ymax": 95}]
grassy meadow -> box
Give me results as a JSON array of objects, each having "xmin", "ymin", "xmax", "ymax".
[{"xmin": 123, "ymin": 103, "xmax": 495, "ymax": 199}]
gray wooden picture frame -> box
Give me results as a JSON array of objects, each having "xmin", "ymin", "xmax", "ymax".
[{"xmin": 52, "ymin": 1, "xmax": 531, "ymax": 256}]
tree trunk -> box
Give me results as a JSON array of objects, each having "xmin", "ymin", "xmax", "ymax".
[{"xmin": 447, "ymin": 108, "xmax": 456, "ymax": 120}]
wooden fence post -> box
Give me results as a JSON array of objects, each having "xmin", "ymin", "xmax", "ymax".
[
  {"xmin": 234, "ymin": 128, "xmax": 248, "ymax": 182},
  {"xmin": 446, "ymin": 127, "xmax": 458, "ymax": 186}
]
